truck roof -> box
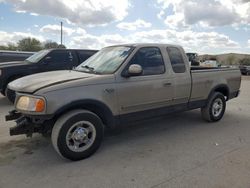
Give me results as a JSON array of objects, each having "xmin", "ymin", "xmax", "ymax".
[
  {"xmin": 108, "ymin": 43, "xmax": 183, "ymax": 49},
  {"xmin": 44, "ymin": 48, "xmax": 98, "ymax": 52}
]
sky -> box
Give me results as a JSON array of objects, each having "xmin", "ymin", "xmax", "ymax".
[{"xmin": 0, "ymin": 0, "xmax": 250, "ymax": 54}]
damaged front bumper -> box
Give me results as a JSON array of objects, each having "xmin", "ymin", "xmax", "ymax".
[
  {"xmin": 5, "ymin": 110, "xmax": 53, "ymax": 137},
  {"xmin": 5, "ymin": 110, "xmax": 35, "ymax": 137},
  {"xmin": 5, "ymin": 110, "xmax": 22, "ymax": 121}
]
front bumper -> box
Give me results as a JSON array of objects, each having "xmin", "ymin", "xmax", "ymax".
[
  {"xmin": 5, "ymin": 110, "xmax": 34, "ymax": 136},
  {"xmin": 5, "ymin": 110, "xmax": 53, "ymax": 137},
  {"xmin": 5, "ymin": 110, "xmax": 22, "ymax": 121}
]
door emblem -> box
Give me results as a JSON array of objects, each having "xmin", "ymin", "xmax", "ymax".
[{"xmin": 104, "ymin": 88, "xmax": 115, "ymax": 94}]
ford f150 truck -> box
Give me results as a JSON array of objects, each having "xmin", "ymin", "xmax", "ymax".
[
  {"xmin": 5, "ymin": 44, "xmax": 241, "ymax": 161},
  {"xmin": 0, "ymin": 48, "xmax": 97, "ymax": 102}
]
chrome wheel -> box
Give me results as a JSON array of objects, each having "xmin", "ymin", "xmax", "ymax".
[
  {"xmin": 212, "ymin": 98, "xmax": 223, "ymax": 117},
  {"xmin": 66, "ymin": 121, "xmax": 96, "ymax": 152}
]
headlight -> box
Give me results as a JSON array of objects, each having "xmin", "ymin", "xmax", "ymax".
[{"xmin": 16, "ymin": 96, "xmax": 46, "ymax": 112}]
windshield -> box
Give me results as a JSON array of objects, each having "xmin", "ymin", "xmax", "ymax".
[
  {"xmin": 76, "ymin": 46, "xmax": 133, "ymax": 74},
  {"xmin": 25, "ymin": 50, "xmax": 50, "ymax": 63}
]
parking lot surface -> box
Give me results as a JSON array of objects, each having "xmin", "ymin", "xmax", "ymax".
[{"xmin": 0, "ymin": 77, "xmax": 250, "ymax": 188}]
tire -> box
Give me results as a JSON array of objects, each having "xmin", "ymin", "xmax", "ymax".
[
  {"xmin": 5, "ymin": 88, "xmax": 16, "ymax": 103},
  {"xmin": 247, "ymin": 71, "xmax": 250, "ymax": 76},
  {"xmin": 201, "ymin": 92, "xmax": 226, "ymax": 122},
  {"xmin": 51, "ymin": 110, "xmax": 104, "ymax": 161}
]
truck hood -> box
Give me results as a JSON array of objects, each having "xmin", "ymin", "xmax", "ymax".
[{"xmin": 8, "ymin": 70, "xmax": 95, "ymax": 93}]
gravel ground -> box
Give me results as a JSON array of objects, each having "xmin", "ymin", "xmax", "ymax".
[{"xmin": 0, "ymin": 77, "xmax": 249, "ymax": 188}]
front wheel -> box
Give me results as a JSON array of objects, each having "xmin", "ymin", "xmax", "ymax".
[
  {"xmin": 51, "ymin": 110, "xmax": 104, "ymax": 161},
  {"xmin": 201, "ymin": 92, "xmax": 226, "ymax": 122}
]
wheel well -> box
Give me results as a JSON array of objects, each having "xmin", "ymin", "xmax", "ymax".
[
  {"xmin": 213, "ymin": 86, "xmax": 229, "ymax": 100},
  {"xmin": 54, "ymin": 101, "xmax": 116, "ymax": 129}
]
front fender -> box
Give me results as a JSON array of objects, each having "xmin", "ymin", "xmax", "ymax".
[{"xmin": 53, "ymin": 99, "xmax": 117, "ymax": 129}]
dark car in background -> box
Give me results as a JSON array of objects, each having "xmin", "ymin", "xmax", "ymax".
[
  {"xmin": 0, "ymin": 48, "xmax": 97, "ymax": 102},
  {"xmin": 239, "ymin": 65, "xmax": 250, "ymax": 75},
  {"xmin": 0, "ymin": 50, "xmax": 34, "ymax": 63}
]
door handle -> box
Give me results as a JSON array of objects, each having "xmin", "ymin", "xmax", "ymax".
[{"xmin": 163, "ymin": 82, "xmax": 172, "ymax": 87}]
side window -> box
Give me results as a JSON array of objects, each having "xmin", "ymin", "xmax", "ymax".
[
  {"xmin": 78, "ymin": 51, "xmax": 96, "ymax": 62},
  {"xmin": 129, "ymin": 47, "xmax": 165, "ymax": 76},
  {"xmin": 167, "ymin": 47, "xmax": 186, "ymax": 73},
  {"xmin": 47, "ymin": 51, "xmax": 72, "ymax": 63}
]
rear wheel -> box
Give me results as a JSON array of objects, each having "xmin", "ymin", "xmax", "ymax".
[
  {"xmin": 201, "ymin": 92, "xmax": 226, "ymax": 122},
  {"xmin": 51, "ymin": 110, "xmax": 104, "ymax": 161}
]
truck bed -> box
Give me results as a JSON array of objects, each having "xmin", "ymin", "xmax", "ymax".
[{"xmin": 189, "ymin": 67, "xmax": 241, "ymax": 103}]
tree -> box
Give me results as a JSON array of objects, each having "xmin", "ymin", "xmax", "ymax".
[
  {"xmin": 7, "ymin": 43, "xmax": 18, "ymax": 51},
  {"xmin": 1, "ymin": 38, "xmax": 66, "ymax": 51},
  {"xmin": 44, "ymin": 41, "xmax": 59, "ymax": 49},
  {"xmin": 239, "ymin": 58, "xmax": 250, "ymax": 66},
  {"xmin": 43, "ymin": 41, "xmax": 66, "ymax": 49},
  {"xmin": 58, "ymin": 44, "xmax": 66, "ymax": 49},
  {"xmin": 226, "ymin": 54, "xmax": 236, "ymax": 65},
  {"xmin": 0, "ymin": 45, "xmax": 8, "ymax": 50},
  {"xmin": 0, "ymin": 43, "xmax": 17, "ymax": 51},
  {"xmin": 17, "ymin": 37, "xmax": 42, "ymax": 52}
]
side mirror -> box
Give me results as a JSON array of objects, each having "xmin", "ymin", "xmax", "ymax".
[{"xmin": 123, "ymin": 64, "xmax": 143, "ymax": 77}]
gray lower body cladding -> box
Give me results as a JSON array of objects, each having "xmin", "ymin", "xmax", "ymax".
[{"xmin": 5, "ymin": 90, "xmax": 240, "ymax": 137}]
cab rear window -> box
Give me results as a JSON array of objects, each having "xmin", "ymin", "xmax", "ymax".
[{"xmin": 167, "ymin": 47, "xmax": 186, "ymax": 73}]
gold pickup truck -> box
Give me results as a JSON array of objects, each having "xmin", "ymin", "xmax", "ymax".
[{"xmin": 6, "ymin": 43, "xmax": 241, "ymax": 161}]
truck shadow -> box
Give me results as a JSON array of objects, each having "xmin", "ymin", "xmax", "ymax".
[
  {"xmin": 0, "ymin": 136, "xmax": 50, "ymax": 166},
  {"xmin": 0, "ymin": 110, "xmax": 245, "ymax": 166},
  {"xmin": 0, "ymin": 111, "xmax": 202, "ymax": 165},
  {"xmin": 104, "ymin": 110, "xmax": 204, "ymax": 144}
]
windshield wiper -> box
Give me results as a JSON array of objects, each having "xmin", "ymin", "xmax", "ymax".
[
  {"xmin": 77, "ymin": 65, "xmax": 102, "ymax": 74},
  {"xmin": 81, "ymin": 65, "xmax": 95, "ymax": 72}
]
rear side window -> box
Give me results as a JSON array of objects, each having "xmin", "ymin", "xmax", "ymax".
[
  {"xmin": 128, "ymin": 47, "xmax": 165, "ymax": 76},
  {"xmin": 78, "ymin": 51, "xmax": 97, "ymax": 62},
  {"xmin": 48, "ymin": 51, "xmax": 72, "ymax": 63},
  {"xmin": 167, "ymin": 47, "xmax": 186, "ymax": 73}
]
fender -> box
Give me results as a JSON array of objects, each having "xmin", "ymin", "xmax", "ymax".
[
  {"xmin": 206, "ymin": 84, "xmax": 230, "ymax": 104},
  {"xmin": 54, "ymin": 99, "xmax": 117, "ymax": 129}
]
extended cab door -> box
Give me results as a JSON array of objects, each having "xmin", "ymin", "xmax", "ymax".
[
  {"xmin": 116, "ymin": 46, "xmax": 175, "ymax": 120},
  {"xmin": 166, "ymin": 47, "xmax": 191, "ymax": 107}
]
